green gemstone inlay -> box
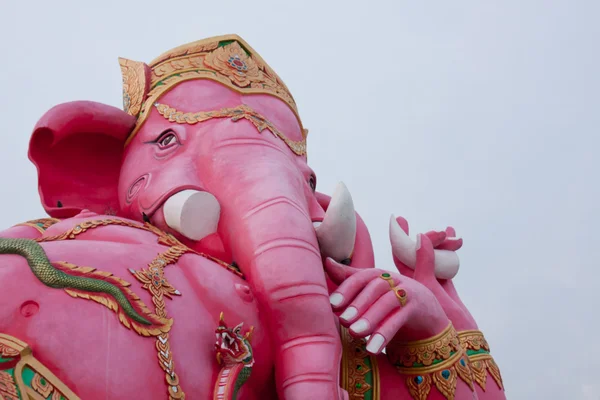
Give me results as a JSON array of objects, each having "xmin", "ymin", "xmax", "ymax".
[
  {"xmin": 382, "ymin": 273, "xmax": 391, "ymax": 278},
  {"xmin": 0, "ymin": 356, "xmax": 14, "ymax": 363}
]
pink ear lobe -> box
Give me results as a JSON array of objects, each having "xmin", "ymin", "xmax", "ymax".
[{"xmin": 28, "ymin": 101, "xmax": 137, "ymax": 218}]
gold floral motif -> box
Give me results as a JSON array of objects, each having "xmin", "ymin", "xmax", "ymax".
[
  {"xmin": 122, "ymin": 35, "xmax": 304, "ymax": 150},
  {"xmin": 32, "ymin": 372, "xmax": 54, "ymax": 397},
  {"xmin": 340, "ymin": 327, "xmax": 380, "ymax": 400},
  {"xmin": 458, "ymin": 330, "xmax": 490, "ymax": 352},
  {"xmin": 405, "ymin": 374, "xmax": 432, "ymax": 400},
  {"xmin": 14, "ymin": 218, "xmax": 61, "ymax": 234},
  {"xmin": 388, "ymin": 323, "xmax": 462, "ymax": 369},
  {"xmin": 468, "ymin": 358, "xmax": 487, "ymax": 390},
  {"xmin": 389, "ymin": 324, "xmax": 475, "ymax": 400},
  {"xmin": 0, "ymin": 343, "xmax": 19, "ymax": 358},
  {"xmin": 467, "ymin": 353, "xmax": 504, "ymax": 391},
  {"xmin": 119, "ymin": 58, "xmax": 149, "ymax": 116},
  {"xmin": 130, "ymin": 246, "xmax": 188, "ymax": 399},
  {"xmin": 485, "ymin": 357, "xmax": 504, "ymax": 390},
  {"xmin": 454, "ymin": 356, "xmax": 474, "ymax": 391},
  {"xmin": 154, "ymin": 102, "xmax": 307, "ymax": 156},
  {"xmin": 0, "ymin": 371, "xmax": 19, "ymax": 400},
  {"xmin": 203, "ymin": 41, "xmax": 262, "ymax": 88},
  {"xmin": 431, "ymin": 368, "xmax": 458, "ymax": 400},
  {"xmin": 0, "ymin": 334, "xmax": 79, "ymax": 399},
  {"xmin": 457, "ymin": 330, "xmax": 504, "ymax": 391}
]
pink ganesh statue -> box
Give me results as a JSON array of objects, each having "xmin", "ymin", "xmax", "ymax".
[{"xmin": 0, "ymin": 35, "xmax": 505, "ymax": 400}]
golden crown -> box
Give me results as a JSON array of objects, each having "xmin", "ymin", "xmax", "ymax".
[{"xmin": 119, "ymin": 34, "xmax": 306, "ymax": 154}]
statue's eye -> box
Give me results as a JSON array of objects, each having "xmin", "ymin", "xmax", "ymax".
[
  {"xmin": 156, "ymin": 131, "xmax": 179, "ymax": 148},
  {"xmin": 309, "ymin": 175, "xmax": 317, "ymax": 192}
]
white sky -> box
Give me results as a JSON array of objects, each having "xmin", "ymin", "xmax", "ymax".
[{"xmin": 1, "ymin": 1, "xmax": 598, "ymax": 399}]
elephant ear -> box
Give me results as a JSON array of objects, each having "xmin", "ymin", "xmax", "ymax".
[{"xmin": 28, "ymin": 101, "xmax": 137, "ymax": 218}]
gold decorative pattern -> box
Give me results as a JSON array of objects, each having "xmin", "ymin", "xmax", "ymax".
[
  {"xmin": 431, "ymin": 368, "xmax": 458, "ymax": 399},
  {"xmin": 130, "ymin": 246, "xmax": 187, "ymax": 399},
  {"xmin": 32, "ymin": 372, "xmax": 54, "ymax": 397},
  {"xmin": 34, "ymin": 218, "xmax": 245, "ymax": 398},
  {"xmin": 154, "ymin": 102, "xmax": 307, "ymax": 155},
  {"xmin": 457, "ymin": 330, "xmax": 504, "ymax": 391},
  {"xmin": 405, "ymin": 373, "xmax": 432, "ymax": 400},
  {"xmin": 458, "ymin": 330, "xmax": 490, "ymax": 352},
  {"xmin": 119, "ymin": 58, "xmax": 149, "ymax": 116},
  {"xmin": 37, "ymin": 218, "xmax": 243, "ymax": 278},
  {"xmin": 14, "ymin": 218, "xmax": 61, "ymax": 234},
  {"xmin": 122, "ymin": 35, "xmax": 305, "ymax": 151},
  {"xmin": 57, "ymin": 261, "xmax": 172, "ymax": 337},
  {"xmin": 0, "ymin": 343, "xmax": 19, "ymax": 358},
  {"xmin": 0, "ymin": 371, "xmax": 19, "ymax": 400},
  {"xmin": 340, "ymin": 327, "xmax": 380, "ymax": 400},
  {"xmin": 389, "ymin": 323, "xmax": 462, "ymax": 369},
  {"xmin": 0, "ymin": 333, "xmax": 79, "ymax": 399},
  {"xmin": 454, "ymin": 355, "xmax": 474, "ymax": 391},
  {"xmin": 388, "ymin": 324, "xmax": 475, "ymax": 400}
]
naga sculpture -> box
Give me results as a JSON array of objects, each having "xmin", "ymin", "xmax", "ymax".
[{"xmin": 0, "ymin": 34, "xmax": 506, "ymax": 400}]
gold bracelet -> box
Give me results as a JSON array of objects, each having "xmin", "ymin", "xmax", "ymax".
[
  {"xmin": 458, "ymin": 330, "xmax": 504, "ymax": 391},
  {"xmin": 387, "ymin": 323, "xmax": 474, "ymax": 400}
]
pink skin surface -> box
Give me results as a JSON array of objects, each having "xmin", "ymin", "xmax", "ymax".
[
  {"xmin": 0, "ymin": 212, "xmax": 276, "ymax": 399},
  {"xmin": 2, "ymin": 75, "xmax": 504, "ymax": 398},
  {"xmin": 0, "ymin": 212, "xmax": 484, "ymax": 400}
]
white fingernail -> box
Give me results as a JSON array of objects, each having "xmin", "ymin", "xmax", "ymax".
[
  {"xmin": 330, "ymin": 293, "xmax": 344, "ymax": 307},
  {"xmin": 366, "ymin": 333, "xmax": 385, "ymax": 353},
  {"xmin": 416, "ymin": 234, "xmax": 422, "ymax": 250},
  {"xmin": 340, "ymin": 307, "xmax": 357, "ymax": 321},
  {"xmin": 350, "ymin": 319, "xmax": 369, "ymax": 333}
]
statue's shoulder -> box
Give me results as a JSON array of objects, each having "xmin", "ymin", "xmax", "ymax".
[
  {"xmin": 37, "ymin": 211, "xmax": 170, "ymax": 247},
  {"xmin": 1, "ymin": 211, "xmax": 166, "ymax": 247}
]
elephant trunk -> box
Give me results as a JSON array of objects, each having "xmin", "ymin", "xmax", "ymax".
[{"xmin": 211, "ymin": 146, "xmax": 343, "ymax": 399}]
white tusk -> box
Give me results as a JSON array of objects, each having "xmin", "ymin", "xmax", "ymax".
[
  {"xmin": 163, "ymin": 190, "xmax": 221, "ymax": 241},
  {"xmin": 315, "ymin": 182, "xmax": 356, "ymax": 261},
  {"xmin": 389, "ymin": 215, "xmax": 460, "ymax": 280}
]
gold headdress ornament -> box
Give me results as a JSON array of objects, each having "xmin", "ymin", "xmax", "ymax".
[{"xmin": 119, "ymin": 34, "xmax": 308, "ymax": 155}]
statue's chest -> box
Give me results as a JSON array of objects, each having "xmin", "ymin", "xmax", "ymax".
[{"xmin": 0, "ymin": 237, "xmax": 273, "ymax": 399}]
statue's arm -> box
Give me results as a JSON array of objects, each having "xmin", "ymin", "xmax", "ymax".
[{"xmin": 389, "ymin": 217, "xmax": 506, "ymax": 399}]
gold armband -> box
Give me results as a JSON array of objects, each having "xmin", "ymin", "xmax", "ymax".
[
  {"xmin": 386, "ymin": 323, "xmax": 474, "ymax": 400},
  {"xmin": 458, "ymin": 330, "xmax": 504, "ymax": 391}
]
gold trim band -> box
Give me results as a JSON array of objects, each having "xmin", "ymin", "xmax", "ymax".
[{"xmin": 153, "ymin": 102, "xmax": 307, "ymax": 155}]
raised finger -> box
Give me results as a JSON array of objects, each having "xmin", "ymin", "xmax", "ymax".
[
  {"xmin": 425, "ymin": 230, "xmax": 447, "ymax": 248},
  {"xmin": 339, "ymin": 275, "xmax": 396, "ymax": 324},
  {"xmin": 413, "ymin": 234, "xmax": 436, "ymax": 284},
  {"xmin": 365, "ymin": 307, "xmax": 414, "ymax": 354},
  {"xmin": 329, "ymin": 268, "xmax": 382, "ymax": 309},
  {"xmin": 348, "ymin": 290, "xmax": 405, "ymax": 337}
]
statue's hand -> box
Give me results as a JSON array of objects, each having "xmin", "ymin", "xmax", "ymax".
[
  {"xmin": 392, "ymin": 216, "xmax": 478, "ymax": 330},
  {"xmin": 326, "ymin": 234, "xmax": 449, "ymax": 355}
]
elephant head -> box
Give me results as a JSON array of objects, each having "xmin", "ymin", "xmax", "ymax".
[{"xmin": 27, "ymin": 35, "xmax": 371, "ymax": 399}]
